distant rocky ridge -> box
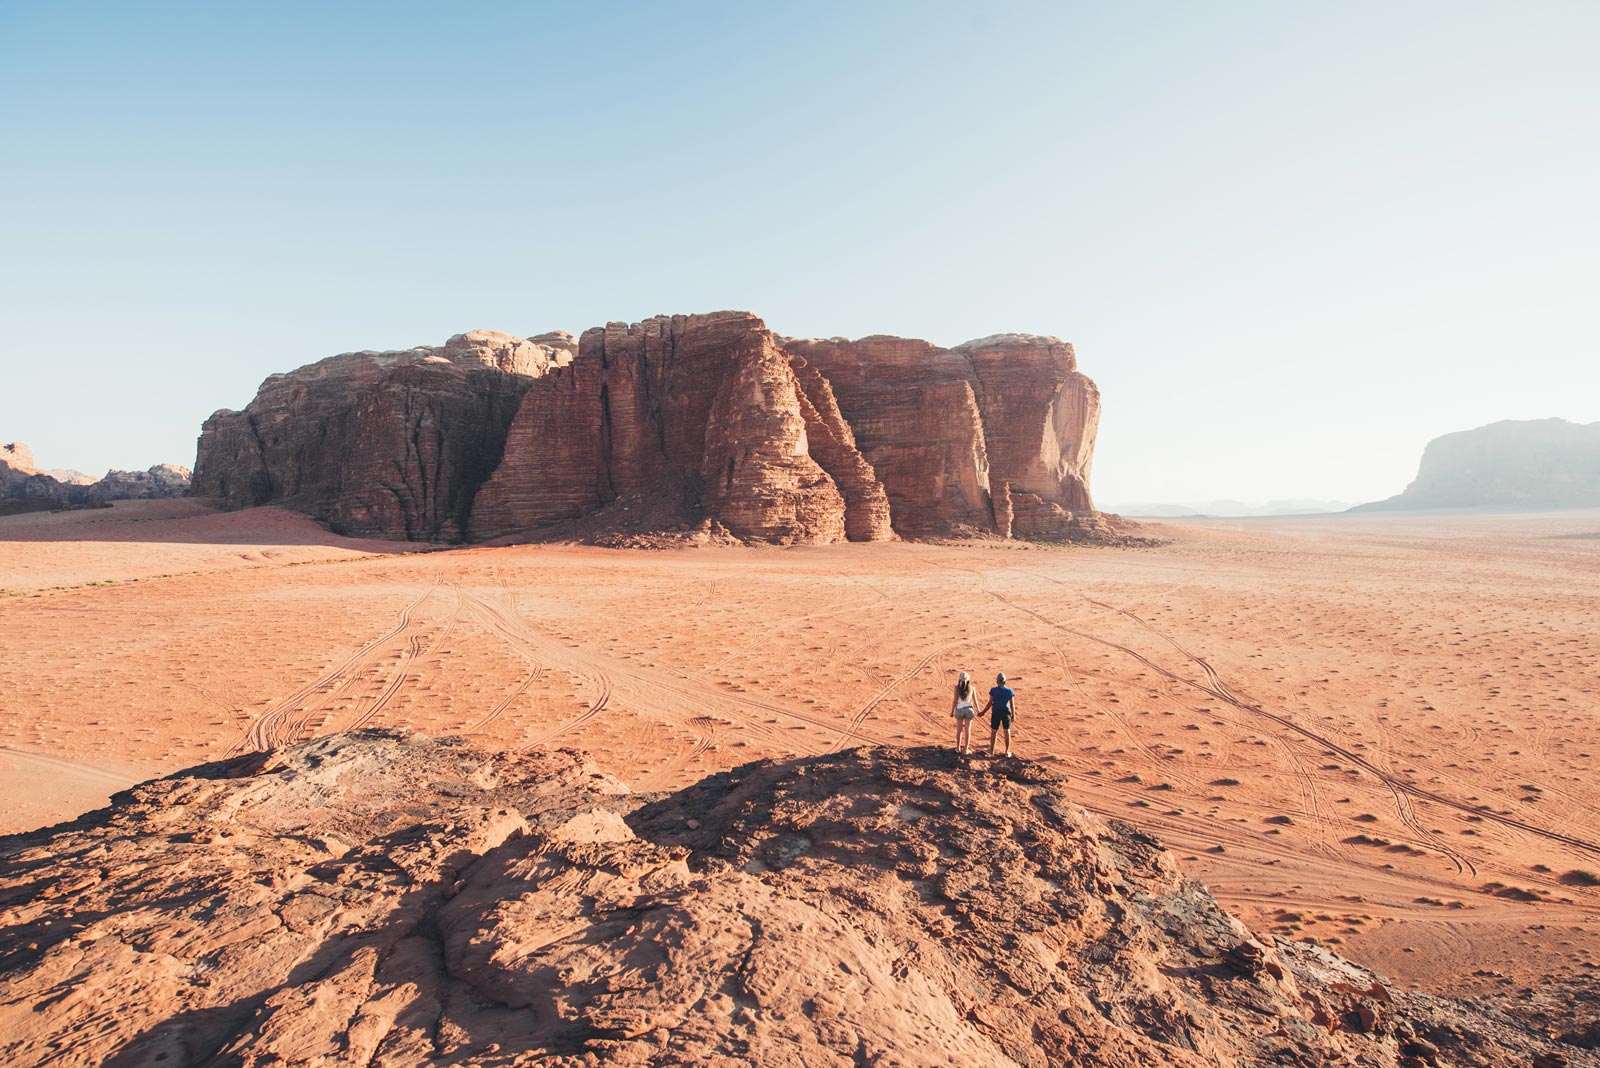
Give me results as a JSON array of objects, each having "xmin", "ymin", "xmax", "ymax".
[
  {"xmin": 0, "ymin": 441, "xmax": 190, "ymax": 512},
  {"xmin": 1, "ymin": 732, "xmax": 1591, "ymax": 1067},
  {"xmin": 192, "ymin": 311, "xmax": 1116, "ymax": 545},
  {"xmin": 1354, "ymin": 418, "xmax": 1600, "ymax": 513}
]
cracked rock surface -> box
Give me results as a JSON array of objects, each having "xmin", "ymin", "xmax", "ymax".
[{"xmin": 1, "ymin": 732, "xmax": 1592, "ymax": 1067}]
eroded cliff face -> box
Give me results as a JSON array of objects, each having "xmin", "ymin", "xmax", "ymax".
[
  {"xmin": 471, "ymin": 312, "xmax": 890, "ymax": 544},
  {"xmin": 783, "ymin": 331, "xmax": 1103, "ymax": 540},
  {"xmin": 191, "ymin": 331, "xmax": 573, "ymax": 541},
  {"xmin": 192, "ymin": 312, "xmax": 1107, "ymax": 545},
  {"xmin": 783, "ymin": 336, "xmax": 996, "ymax": 538}
]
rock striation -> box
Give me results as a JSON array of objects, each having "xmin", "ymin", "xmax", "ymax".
[
  {"xmin": 191, "ymin": 332, "xmax": 574, "ymax": 541},
  {"xmin": 1354, "ymin": 418, "xmax": 1600, "ymax": 513},
  {"xmin": 195, "ymin": 311, "xmax": 1112, "ymax": 545},
  {"xmin": 1, "ymin": 732, "xmax": 1591, "ymax": 1067}
]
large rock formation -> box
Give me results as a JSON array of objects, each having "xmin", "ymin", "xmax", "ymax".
[
  {"xmin": 1, "ymin": 732, "xmax": 1591, "ymax": 1067},
  {"xmin": 1355, "ymin": 418, "xmax": 1600, "ymax": 513},
  {"xmin": 470, "ymin": 313, "xmax": 890, "ymax": 544},
  {"xmin": 192, "ymin": 312, "xmax": 1109, "ymax": 545},
  {"xmin": 191, "ymin": 332, "xmax": 573, "ymax": 541},
  {"xmin": 783, "ymin": 331, "xmax": 1101, "ymax": 540}
]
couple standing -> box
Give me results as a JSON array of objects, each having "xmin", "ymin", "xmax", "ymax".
[{"xmin": 950, "ymin": 671, "xmax": 1016, "ymax": 758}]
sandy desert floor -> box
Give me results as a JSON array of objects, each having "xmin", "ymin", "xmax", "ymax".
[{"xmin": 2, "ymin": 499, "xmax": 1598, "ymax": 995}]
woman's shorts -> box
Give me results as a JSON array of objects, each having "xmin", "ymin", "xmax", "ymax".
[{"xmin": 953, "ymin": 707, "xmax": 976, "ymax": 720}]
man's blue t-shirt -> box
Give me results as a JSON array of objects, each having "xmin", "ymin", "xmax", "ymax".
[{"xmin": 989, "ymin": 685, "xmax": 1014, "ymax": 714}]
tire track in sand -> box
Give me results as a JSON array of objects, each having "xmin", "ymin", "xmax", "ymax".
[
  {"xmin": 1083, "ymin": 597, "xmax": 1457, "ymax": 871},
  {"xmin": 1071, "ymin": 597, "xmax": 1600, "ymax": 866},
  {"xmin": 461, "ymin": 586, "xmax": 887, "ymax": 758},
  {"xmin": 831, "ymin": 648, "xmax": 945, "ymax": 752},
  {"xmin": 227, "ymin": 572, "xmax": 443, "ymax": 756},
  {"xmin": 708, "ymin": 581, "xmax": 886, "ymax": 672},
  {"xmin": 458, "ymin": 589, "xmax": 613, "ymax": 751},
  {"xmin": 340, "ymin": 578, "xmax": 466, "ymax": 735}
]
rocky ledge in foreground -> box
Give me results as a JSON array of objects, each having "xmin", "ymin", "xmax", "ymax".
[{"xmin": 1, "ymin": 735, "xmax": 1591, "ymax": 1068}]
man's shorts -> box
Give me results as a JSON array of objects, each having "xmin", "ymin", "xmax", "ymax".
[{"xmin": 990, "ymin": 709, "xmax": 1014, "ymax": 731}]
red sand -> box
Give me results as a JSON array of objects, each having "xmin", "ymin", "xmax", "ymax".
[{"xmin": 3, "ymin": 499, "xmax": 1598, "ymax": 994}]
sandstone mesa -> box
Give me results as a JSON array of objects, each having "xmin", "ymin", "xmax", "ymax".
[
  {"xmin": 191, "ymin": 312, "xmax": 1112, "ymax": 545},
  {"xmin": 1353, "ymin": 418, "xmax": 1600, "ymax": 513}
]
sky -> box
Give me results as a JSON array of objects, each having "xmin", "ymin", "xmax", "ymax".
[{"xmin": 2, "ymin": 1, "xmax": 1596, "ymax": 506}]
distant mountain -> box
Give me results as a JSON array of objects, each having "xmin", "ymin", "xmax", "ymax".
[
  {"xmin": 1352, "ymin": 418, "xmax": 1600, "ymax": 512},
  {"xmin": 0, "ymin": 441, "xmax": 191, "ymax": 512},
  {"xmin": 1105, "ymin": 499, "xmax": 1354, "ymax": 518}
]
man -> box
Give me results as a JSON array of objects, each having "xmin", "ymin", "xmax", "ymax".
[{"xmin": 982, "ymin": 671, "xmax": 1017, "ymax": 757}]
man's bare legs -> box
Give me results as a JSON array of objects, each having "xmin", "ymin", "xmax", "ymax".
[{"xmin": 988, "ymin": 725, "xmax": 1011, "ymax": 757}]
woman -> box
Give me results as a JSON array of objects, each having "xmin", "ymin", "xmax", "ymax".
[{"xmin": 950, "ymin": 671, "xmax": 978, "ymax": 755}]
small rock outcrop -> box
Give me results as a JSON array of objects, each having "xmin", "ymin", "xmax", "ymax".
[
  {"xmin": 1354, "ymin": 418, "xmax": 1600, "ymax": 512},
  {"xmin": 190, "ymin": 331, "xmax": 574, "ymax": 541},
  {"xmin": 1, "ymin": 734, "xmax": 1590, "ymax": 1067}
]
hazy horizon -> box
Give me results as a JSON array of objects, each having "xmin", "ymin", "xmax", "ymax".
[{"xmin": 3, "ymin": 2, "xmax": 1596, "ymax": 504}]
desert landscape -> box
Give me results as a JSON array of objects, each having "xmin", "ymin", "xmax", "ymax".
[
  {"xmin": 4, "ymin": 498, "xmax": 1597, "ymax": 1003},
  {"xmin": 6, "ymin": 6, "xmax": 1596, "ymax": 1061}
]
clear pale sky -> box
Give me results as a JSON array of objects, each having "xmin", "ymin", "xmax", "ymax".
[{"xmin": 3, "ymin": 2, "xmax": 1596, "ymax": 505}]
